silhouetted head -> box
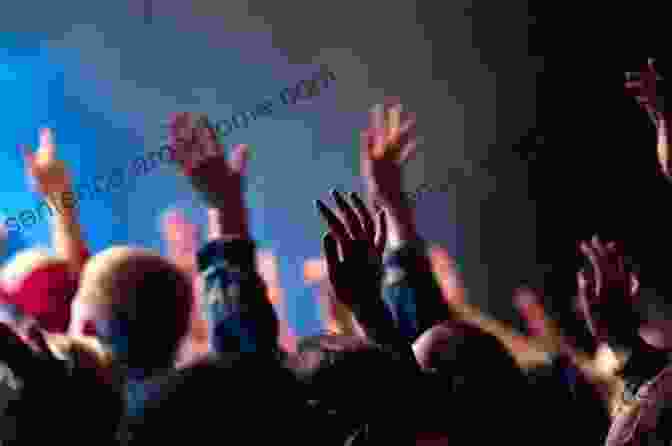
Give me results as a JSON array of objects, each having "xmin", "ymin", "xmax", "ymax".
[
  {"xmin": 412, "ymin": 321, "xmax": 532, "ymax": 445},
  {"xmin": 294, "ymin": 334, "xmax": 421, "ymax": 444},
  {"xmin": 125, "ymin": 353, "xmax": 313, "ymax": 445},
  {"xmin": 69, "ymin": 246, "xmax": 192, "ymax": 372}
]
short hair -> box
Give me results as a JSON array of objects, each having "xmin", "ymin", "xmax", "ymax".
[{"xmin": 74, "ymin": 246, "xmax": 192, "ymax": 370}]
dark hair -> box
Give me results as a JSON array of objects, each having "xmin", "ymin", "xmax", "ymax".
[
  {"xmin": 415, "ymin": 321, "xmax": 531, "ymax": 444},
  {"xmin": 123, "ymin": 353, "xmax": 313, "ymax": 444},
  {"xmin": 293, "ymin": 334, "xmax": 421, "ymax": 443},
  {"xmin": 96, "ymin": 264, "xmax": 192, "ymax": 372}
]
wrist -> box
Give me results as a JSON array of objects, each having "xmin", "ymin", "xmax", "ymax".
[
  {"xmin": 208, "ymin": 207, "xmax": 249, "ymax": 240},
  {"xmin": 385, "ymin": 205, "xmax": 418, "ymax": 248}
]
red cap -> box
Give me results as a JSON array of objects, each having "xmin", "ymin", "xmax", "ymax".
[{"xmin": 3, "ymin": 263, "xmax": 79, "ymax": 333}]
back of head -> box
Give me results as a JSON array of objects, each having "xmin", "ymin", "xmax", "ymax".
[
  {"xmin": 124, "ymin": 353, "xmax": 313, "ymax": 445},
  {"xmin": 71, "ymin": 246, "xmax": 192, "ymax": 371},
  {"xmin": 294, "ymin": 334, "xmax": 421, "ymax": 444},
  {"xmin": 413, "ymin": 321, "xmax": 532, "ymax": 445}
]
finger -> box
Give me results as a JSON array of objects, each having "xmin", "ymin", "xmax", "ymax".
[
  {"xmin": 316, "ymin": 199, "xmax": 350, "ymax": 244},
  {"xmin": 374, "ymin": 209, "xmax": 387, "ymax": 256},
  {"xmin": 169, "ymin": 113, "xmax": 196, "ymax": 174},
  {"xmin": 370, "ymin": 104, "xmax": 386, "ymax": 158},
  {"xmin": 360, "ymin": 130, "xmax": 378, "ymax": 168},
  {"xmin": 647, "ymin": 58, "xmax": 658, "ymax": 75},
  {"xmin": 624, "ymin": 80, "xmax": 644, "ymax": 90},
  {"xmin": 39, "ymin": 128, "xmax": 57, "ymax": 160},
  {"xmin": 169, "ymin": 112, "xmax": 193, "ymax": 145},
  {"xmin": 580, "ymin": 266, "xmax": 599, "ymax": 302},
  {"xmin": 197, "ymin": 119, "xmax": 222, "ymax": 159},
  {"xmin": 349, "ymin": 192, "xmax": 376, "ymax": 243},
  {"xmin": 579, "ymin": 240, "xmax": 598, "ymax": 267},
  {"xmin": 396, "ymin": 117, "xmax": 417, "ymax": 159},
  {"xmin": 577, "ymin": 270, "xmax": 586, "ymax": 291},
  {"xmin": 387, "ymin": 103, "xmax": 402, "ymax": 142},
  {"xmin": 398, "ymin": 113, "xmax": 417, "ymax": 138},
  {"xmin": 189, "ymin": 123, "xmax": 216, "ymax": 170},
  {"xmin": 332, "ymin": 190, "xmax": 364, "ymax": 239},
  {"xmin": 323, "ymin": 233, "xmax": 341, "ymax": 276},
  {"xmin": 580, "ymin": 241, "xmax": 602, "ymax": 293},
  {"xmin": 590, "ymin": 235, "xmax": 607, "ymax": 258},
  {"xmin": 604, "ymin": 241, "xmax": 625, "ymax": 274},
  {"xmin": 630, "ymin": 273, "xmax": 640, "ymax": 297},
  {"xmin": 398, "ymin": 140, "xmax": 418, "ymax": 165},
  {"xmin": 203, "ymin": 117, "xmax": 226, "ymax": 156},
  {"xmin": 229, "ymin": 144, "xmax": 249, "ymax": 174}
]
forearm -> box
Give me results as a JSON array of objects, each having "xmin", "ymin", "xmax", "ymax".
[
  {"xmin": 48, "ymin": 192, "xmax": 89, "ymax": 273},
  {"xmin": 207, "ymin": 205, "xmax": 249, "ymax": 241},
  {"xmin": 657, "ymin": 112, "xmax": 672, "ymax": 178},
  {"xmin": 197, "ymin": 239, "xmax": 278, "ymax": 355},
  {"xmin": 382, "ymin": 239, "xmax": 455, "ymax": 342},
  {"xmin": 326, "ymin": 293, "xmax": 364, "ymax": 337},
  {"xmin": 350, "ymin": 295, "xmax": 420, "ymax": 370},
  {"xmin": 383, "ymin": 199, "xmax": 418, "ymax": 249}
]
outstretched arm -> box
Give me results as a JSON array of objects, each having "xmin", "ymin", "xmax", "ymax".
[
  {"xmin": 168, "ymin": 113, "xmax": 277, "ymax": 356},
  {"xmin": 361, "ymin": 101, "xmax": 453, "ymax": 342},
  {"xmin": 23, "ymin": 128, "xmax": 89, "ymax": 273},
  {"xmin": 625, "ymin": 58, "xmax": 672, "ymax": 178}
]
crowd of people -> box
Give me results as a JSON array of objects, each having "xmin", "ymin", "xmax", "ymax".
[{"xmin": 0, "ymin": 59, "xmax": 669, "ymax": 445}]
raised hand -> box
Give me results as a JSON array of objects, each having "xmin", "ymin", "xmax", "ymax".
[
  {"xmin": 169, "ymin": 112, "xmax": 248, "ymax": 203},
  {"xmin": 22, "ymin": 128, "xmax": 72, "ymax": 199},
  {"xmin": 577, "ymin": 237, "xmax": 641, "ymax": 349},
  {"xmin": 168, "ymin": 112, "xmax": 249, "ymax": 238},
  {"xmin": 625, "ymin": 58, "xmax": 664, "ymax": 119},
  {"xmin": 625, "ymin": 59, "xmax": 672, "ymax": 178},
  {"xmin": 316, "ymin": 190, "xmax": 386, "ymax": 311},
  {"xmin": 361, "ymin": 100, "xmax": 417, "ymax": 209}
]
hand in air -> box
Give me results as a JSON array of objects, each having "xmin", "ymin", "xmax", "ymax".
[
  {"xmin": 22, "ymin": 128, "xmax": 72, "ymax": 198},
  {"xmin": 577, "ymin": 237, "xmax": 640, "ymax": 346},
  {"xmin": 625, "ymin": 58, "xmax": 664, "ymax": 117},
  {"xmin": 316, "ymin": 190, "xmax": 387, "ymax": 311},
  {"xmin": 168, "ymin": 112, "xmax": 248, "ymax": 209},
  {"xmin": 361, "ymin": 99, "xmax": 417, "ymax": 208}
]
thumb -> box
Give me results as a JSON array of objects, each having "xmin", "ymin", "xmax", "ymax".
[{"xmin": 230, "ymin": 144, "xmax": 249, "ymax": 174}]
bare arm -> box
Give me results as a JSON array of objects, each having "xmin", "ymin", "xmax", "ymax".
[{"xmin": 23, "ymin": 128, "xmax": 89, "ymax": 273}]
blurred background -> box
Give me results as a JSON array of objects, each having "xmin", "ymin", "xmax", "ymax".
[{"xmin": 2, "ymin": 0, "xmax": 543, "ymax": 336}]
